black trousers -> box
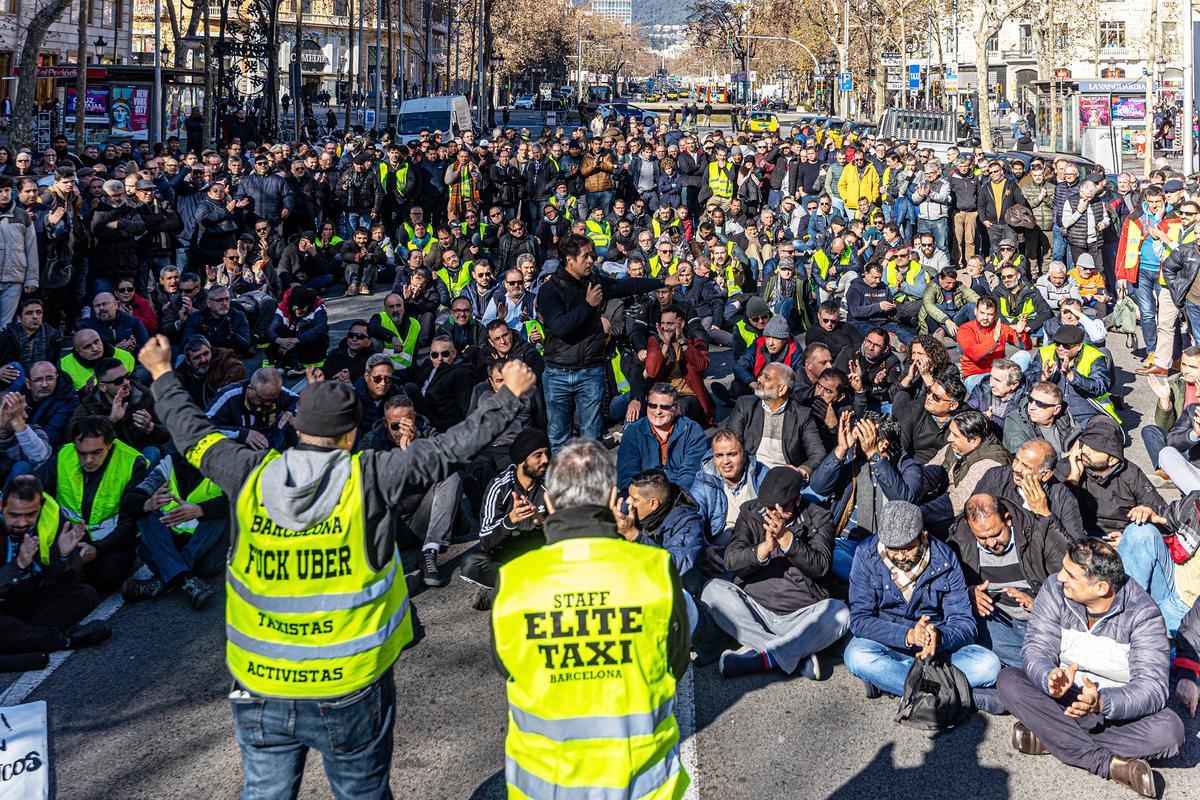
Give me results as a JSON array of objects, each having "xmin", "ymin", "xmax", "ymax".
[
  {"xmin": 0, "ymin": 579, "xmax": 98, "ymax": 655},
  {"xmin": 459, "ymin": 535, "xmax": 545, "ymax": 589},
  {"xmin": 84, "ymin": 545, "xmax": 137, "ymax": 594}
]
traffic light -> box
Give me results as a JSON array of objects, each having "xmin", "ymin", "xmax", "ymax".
[{"xmin": 726, "ymin": 36, "xmax": 735, "ymax": 47}]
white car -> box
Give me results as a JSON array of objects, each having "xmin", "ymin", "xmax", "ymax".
[{"xmin": 513, "ymin": 95, "xmax": 535, "ymax": 110}]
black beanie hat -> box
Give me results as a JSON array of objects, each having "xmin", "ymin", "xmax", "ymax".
[
  {"xmin": 294, "ymin": 381, "xmax": 361, "ymax": 438},
  {"xmin": 509, "ymin": 428, "xmax": 550, "ymax": 465}
]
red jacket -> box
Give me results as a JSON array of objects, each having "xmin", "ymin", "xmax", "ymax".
[
  {"xmin": 644, "ymin": 335, "xmax": 715, "ymax": 425},
  {"xmin": 124, "ymin": 293, "xmax": 158, "ymax": 336},
  {"xmin": 956, "ymin": 319, "xmax": 1020, "ymax": 377}
]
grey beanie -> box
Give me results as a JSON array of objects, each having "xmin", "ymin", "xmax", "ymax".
[
  {"xmin": 876, "ymin": 501, "xmax": 924, "ymax": 549},
  {"xmin": 763, "ymin": 316, "xmax": 791, "ymax": 339}
]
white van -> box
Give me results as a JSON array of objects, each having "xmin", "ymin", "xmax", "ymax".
[{"xmin": 394, "ymin": 96, "xmax": 474, "ymax": 140}]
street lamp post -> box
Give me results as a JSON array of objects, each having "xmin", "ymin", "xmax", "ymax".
[
  {"xmin": 154, "ymin": 0, "xmax": 163, "ymax": 146},
  {"xmin": 820, "ymin": 51, "xmax": 837, "ymax": 116}
]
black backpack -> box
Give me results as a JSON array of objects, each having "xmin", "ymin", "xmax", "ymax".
[{"xmin": 894, "ymin": 655, "xmax": 972, "ymax": 732}]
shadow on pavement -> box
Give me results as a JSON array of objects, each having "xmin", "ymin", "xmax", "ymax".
[{"xmin": 825, "ymin": 714, "xmax": 1008, "ymax": 800}]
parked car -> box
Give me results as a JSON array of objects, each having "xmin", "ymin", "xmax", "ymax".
[
  {"xmin": 513, "ymin": 95, "xmax": 535, "ymax": 110},
  {"xmin": 744, "ymin": 111, "xmax": 779, "ymax": 134}
]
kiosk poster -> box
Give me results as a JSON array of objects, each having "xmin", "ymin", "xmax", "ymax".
[{"xmin": 111, "ymin": 86, "xmax": 150, "ymax": 139}]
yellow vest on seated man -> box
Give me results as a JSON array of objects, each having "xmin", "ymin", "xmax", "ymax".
[{"xmin": 54, "ymin": 419, "xmax": 148, "ymax": 543}]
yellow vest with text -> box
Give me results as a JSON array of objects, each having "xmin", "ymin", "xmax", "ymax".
[
  {"xmin": 1037, "ymin": 343, "xmax": 1120, "ymax": 422},
  {"xmin": 226, "ymin": 451, "xmax": 412, "ymax": 699},
  {"xmin": 374, "ymin": 312, "xmax": 420, "ymax": 369},
  {"xmin": 707, "ymin": 161, "xmax": 733, "ymax": 200},
  {"xmin": 493, "ymin": 537, "xmax": 688, "ymax": 800},
  {"xmin": 162, "ymin": 456, "xmax": 223, "ymax": 534},
  {"xmin": 55, "ymin": 439, "xmax": 145, "ymax": 542},
  {"xmin": 59, "ymin": 348, "xmax": 135, "ymax": 391}
]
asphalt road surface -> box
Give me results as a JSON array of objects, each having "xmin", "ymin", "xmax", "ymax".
[{"xmin": 6, "ymin": 293, "xmax": 1200, "ymax": 800}]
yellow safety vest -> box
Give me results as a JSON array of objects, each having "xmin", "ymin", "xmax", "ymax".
[
  {"xmin": 523, "ymin": 320, "xmax": 545, "ymax": 354},
  {"xmin": 9, "ymin": 492, "xmax": 63, "ymax": 567},
  {"xmin": 998, "ymin": 292, "xmax": 1036, "ymax": 322},
  {"xmin": 735, "ymin": 319, "xmax": 758, "ymax": 348},
  {"xmin": 648, "ymin": 255, "xmax": 680, "ymax": 277},
  {"xmin": 378, "ymin": 161, "xmax": 408, "ymax": 191},
  {"xmin": 707, "ymin": 161, "xmax": 733, "ymax": 200},
  {"xmin": 586, "ymin": 219, "xmax": 612, "ymax": 249},
  {"xmin": 59, "ymin": 348, "xmax": 135, "ymax": 391},
  {"xmin": 493, "ymin": 537, "xmax": 689, "ymax": 800},
  {"xmin": 162, "ymin": 456, "xmax": 223, "ymax": 534},
  {"xmin": 611, "ymin": 349, "xmax": 630, "ymax": 394},
  {"xmin": 436, "ymin": 264, "xmax": 472, "ymax": 297},
  {"xmin": 651, "ymin": 216, "xmax": 678, "ymax": 239},
  {"xmin": 723, "ymin": 262, "xmax": 743, "ymax": 295},
  {"xmin": 56, "ymin": 439, "xmax": 146, "ymax": 542},
  {"xmin": 884, "ymin": 258, "xmax": 925, "ymax": 297},
  {"xmin": 1037, "ymin": 343, "xmax": 1120, "ymax": 422},
  {"xmin": 374, "ymin": 312, "xmax": 420, "ymax": 369},
  {"xmin": 226, "ymin": 451, "xmax": 412, "ymax": 699}
]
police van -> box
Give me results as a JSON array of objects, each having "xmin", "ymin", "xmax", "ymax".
[
  {"xmin": 878, "ymin": 108, "xmax": 979, "ymax": 158},
  {"xmin": 395, "ymin": 95, "xmax": 474, "ymax": 140}
]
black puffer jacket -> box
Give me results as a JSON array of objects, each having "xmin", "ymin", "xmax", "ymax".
[{"xmin": 1161, "ymin": 235, "xmax": 1200, "ymax": 308}]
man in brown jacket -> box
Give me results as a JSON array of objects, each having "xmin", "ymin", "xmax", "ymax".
[{"xmin": 581, "ymin": 137, "xmax": 615, "ymax": 217}]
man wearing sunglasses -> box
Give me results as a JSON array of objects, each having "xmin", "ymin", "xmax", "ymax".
[
  {"xmin": 72, "ymin": 357, "xmax": 168, "ymax": 455},
  {"xmin": 408, "ymin": 335, "xmax": 475, "ymax": 432}
]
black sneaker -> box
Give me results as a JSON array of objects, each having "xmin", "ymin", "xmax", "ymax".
[
  {"xmin": 64, "ymin": 620, "xmax": 112, "ymax": 650},
  {"xmin": 972, "ymin": 686, "xmax": 1007, "ymax": 715},
  {"xmin": 472, "ymin": 586, "xmax": 496, "ymax": 611},
  {"xmin": 800, "ymin": 650, "xmax": 830, "ymax": 681},
  {"xmin": 181, "ymin": 577, "xmax": 214, "ymax": 610},
  {"xmin": 422, "ymin": 550, "xmax": 443, "ymax": 587},
  {"xmin": 863, "ymin": 680, "xmax": 883, "ymax": 699},
  {"xmin": 122, "ymin": 576, "xmax": 166, "ymax": 603}
]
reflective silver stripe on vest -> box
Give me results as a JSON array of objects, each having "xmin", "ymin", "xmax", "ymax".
[
  {"xmin": 225, "ymin": 555, "xmax": 399, "ymax": 613},
  {"xmin": 506, "ymin": 744, "xmax": 682, "ymax": 800},
  {"xmin": 226, "ymin": 593, "xmax": 410, "ymax": 661},
  {"xmin": 509, "ymin": 698, "xmax": 674, "ymax": 742}
]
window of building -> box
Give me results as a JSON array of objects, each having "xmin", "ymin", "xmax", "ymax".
[
  {"xmin": 1099, "ymin": 20, "xmax": 1125, "ymax": 49},
  {"xmin": 1018, "ymin": 24, "xmax": 1033, "ymax": 55},
  {"xmin": 986, "ymin": 34, "xmax": 999, "ymax": 55},
  {"xmin": 0, "ymin": 0, "xmax": 16, "ymax": 14},
  {"xmin": 1162, "ymin": 22, "xmax": 1179, "ymax": 55}
]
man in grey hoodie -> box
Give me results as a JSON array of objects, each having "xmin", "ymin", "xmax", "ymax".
[{"xmin": 135, "ymin": 333, "xmax": 538, "ymax": 800}]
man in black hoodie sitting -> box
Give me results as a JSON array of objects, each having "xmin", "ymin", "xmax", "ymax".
[{"xmin": 700, "ymin": 466, "xmax": 850, "ymax": 679}]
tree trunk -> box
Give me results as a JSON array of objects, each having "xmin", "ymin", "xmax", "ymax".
[
  {"xmin": 164, "ymin": 0, "xmax": 182, "ymax": 63},
  {"xmin": 975, "ymin": 26, "xmax": 994, "ymax": 151},
  {"xmin": 11, "ymin": 0, "xmax": 74, "ymax": 151}
]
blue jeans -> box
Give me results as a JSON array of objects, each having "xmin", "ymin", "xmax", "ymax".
[
  {"xmin": 1135, "ymin": 269, "xmax": 1161, "ymax": 353},
  {"xmin": 976, "ymin": 613, "xmax": 1029, "ymax": 668},
  {"xmin": 1052, "ymin": 225, "xmax": 1071, "ymax": 265},
  {"xmin": 584, "ymin": 190, "xmax": 614, "ymax": 216},
  {"xmin": 1142, "ymin": 425, "xmax": 1169, "ymax": 469},
  {"xmin": 929, "ymin": 303, "xmax": 975, "ymax": 337},
  {"xmin": 832, "ymin": 537, "xmax": 860, "ymax": 583},
  {"xmin": 137, "ymin": 516, "xmax": 228, "ymax": 585},
  {"xmin": 230, "ymin": 672, "xmax": 395, "ymax": 800},
  {"xmin": 843, "ymin": 636, "xmax": 1001, "ymax": 697},
  {"xmin": 343, "ymin": 212, "xmax": 372, "ymax": 237},
  {"xmin": 542, "ymin": 364, "xmax": 606, "ymax": 450},
  {"xmin": 1183, "ymin": 300, "xmax": 1200, "ymax": 348},
  {"xmin": 916, "ymin": 217, "xmax": 948, "ymax": 256},
  {"xmin": 1116, "ymin": 523, "xmax": 1191, "ymax": 635}
]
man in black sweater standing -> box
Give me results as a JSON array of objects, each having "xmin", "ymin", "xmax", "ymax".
[{"xmin": 538, "ymin": 234, "xmax": 680, "ymax": 449}]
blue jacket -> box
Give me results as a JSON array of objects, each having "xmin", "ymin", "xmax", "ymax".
[
  {"xmin": 689, "ymin": 453, "xmax": 769, "ymax": 546},
  {"xmin": 616, "ymin": 415, "xmax": 708, "ymax": 491},
  {"xmin": 234, "ymin": 172, "xmax": 296, "ymax": 224},
  {"xmin": 1022, "ymin": 347, "xmax": 1111, "ymax": 424},
  {"xmin": 25, "ymin": 376, "xmax": 79, "ymax": 448},
  {"xmin": 656, "ymin": 171, "xmax": 684, "ymax": 208},
  {"xmin": 848, "ymin": 534, "xmax": 977, "ymax": 654},
  {"xmin": 808, "ymin": 448, "xmax": 927, "ymax": 531}
]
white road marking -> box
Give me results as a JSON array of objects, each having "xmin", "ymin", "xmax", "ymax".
[
  {"xmin": 0, "ymin": 594, "xmax": 125, "ymax": 707},
  {"xmin": 677, "ymin": 664, "xmax": 699, "ymax": 800}
]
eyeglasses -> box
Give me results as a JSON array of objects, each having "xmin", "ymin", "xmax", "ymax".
[
  {"xmin": 646, "ymin": 402, "xmax": 674, "ymax": 411},
  {"xmin": 368, "ymin": 373, "xmax": 393, "ymax": 384},
  {"xmin": 348, "ymin": 332, "xmax": 370, "ymax": 340},
  {"xmin": 749, "ymin": 314, "xmax": 770, "ymax": 323},
  {"xmin": 116, "ymin": 285, "xmax": 135, "ymax": 293},
  {"xmin": 1029, "ymin": 397, "xmax": 1060, "ymax": 410},
  {"xmin": 430, "ymin": 350, "xmax": 453, "ymax": 360},
  {"xmin": 100, "ymin": 374, "xmax": 129, "ymax": 385},
  {"xmin": 451, "ymin": 306, "xmax": 472, "ymax": 314}
]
